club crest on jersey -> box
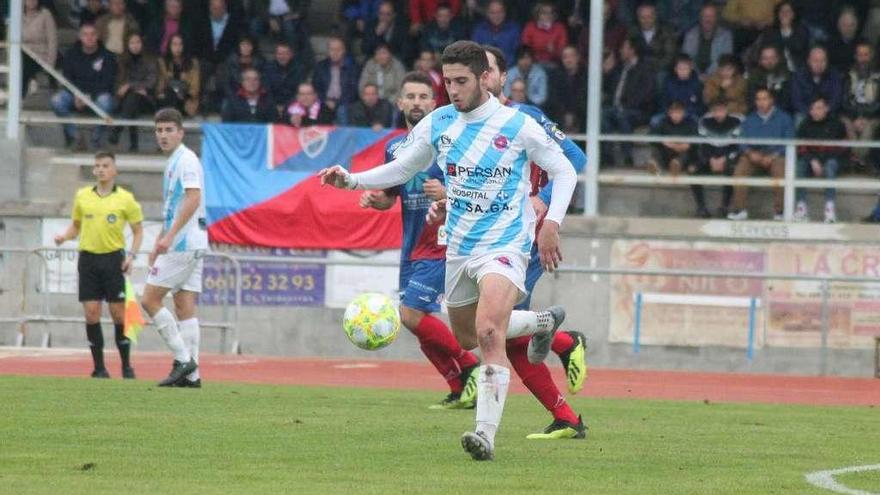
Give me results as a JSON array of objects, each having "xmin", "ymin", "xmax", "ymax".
[
  {"xmin": 492, "ymin": 135, "xmax": 509, "ymax": 151},
  {"xmin": 106, "ymin": 213, "xmax": 117, "ymax": 224},
  {"xmin": 446, "ymin": 162, "xmax": 457, "ymax": 176},
  {"xmin": 299, "ymin": 126, "xmax": 329, "ymax": 158},
  {"xmin": 495, "ymin": 256, "xmax": 513, "ymax": 268},
  {"xmin": 438, "ymin": 134, "xmax": 453, "ymax": 151}
]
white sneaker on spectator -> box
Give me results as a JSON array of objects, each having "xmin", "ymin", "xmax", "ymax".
[
  {"xmin": 824, "ymin": 201, "xmax": 837, "ymax": 223},
  {"xmin": 773, "ymin": 212, "xmax": 785, "ymax": 221},
  {"xmin": 794, "ymin": 201, "xmax": 810, "ymax": 222},
  {"xmin": 727, "ymin": 210, "xmax": 748, "ymax": 221}
]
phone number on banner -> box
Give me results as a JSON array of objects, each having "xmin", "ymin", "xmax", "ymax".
[{"xmin": 200, "ymin": 262, "xmax": 325, "ymax": 306}]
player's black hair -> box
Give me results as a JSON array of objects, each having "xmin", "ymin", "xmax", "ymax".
[{"xmin": 441, "ymin": 41, "xmax": 490, "ymax": 78}]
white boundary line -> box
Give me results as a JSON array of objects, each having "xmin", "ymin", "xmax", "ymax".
[{"xmin": 805, "ymin": 464, "xmax": 880, "ymax": 495}]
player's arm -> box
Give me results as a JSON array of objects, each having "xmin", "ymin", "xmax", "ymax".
[
  {"xmin": 54, "ymin": 221, "xmax": 81, "ymax": 245},
  {"xmin": 123, "ymin": 222, "xmax": 143, "ymax": 274},
  {"xmin": 536, "ymin": 121, "xmax": 587, "ymax": 206},
  {"xmin": 522, "ymin": 119, "xmax": 578, "ymax": 272},
  {"xmin": 320, "ymin": 119, "xmax": 436, "ymax": 190},
  {"xmin": 359, "ymin": 189, "xmax": 398, "ymax": 210}
]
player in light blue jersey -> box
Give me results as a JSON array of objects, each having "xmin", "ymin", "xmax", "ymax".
[
  {"xmin": 320, "ymin": 41, "xmax": 578, "ymax": 461},
  {"xmin": 141, "ymin": 108, "xmax": 207, "ymax": 388}
]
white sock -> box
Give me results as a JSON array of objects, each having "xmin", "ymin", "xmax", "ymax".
[
  {"xmin": 506, "ymin": 310, "xmax": 554, "ymax": 339},
  {"xmin": 179, "ymin": 318, "xmax": 201, "ymax": 381},
  {"xmin": 475, "ymin": 364, "xmax": 510, "ymax": 446},
  {"xmin": 152, "ymin": 307, "xmax": 191, "ymax": 363}
]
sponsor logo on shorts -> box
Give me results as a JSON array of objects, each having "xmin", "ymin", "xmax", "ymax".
[
  {"xmin": 495, "ymin": 256, "xmax": 513, "ymax": 268},
  {"xmin": 492, "ymin": 135, "xmax": 509, "ymax": 151},
  {"xmin": 418, "ymin": 295, "xmax": 432, "ymax": 303},
  {"xmin": 150, "ymin": 266, "xmax": 159, "ymax": 276},
  {"xmin": 106, "ymin": 213, "xmax": 117, "ymax": 224}
]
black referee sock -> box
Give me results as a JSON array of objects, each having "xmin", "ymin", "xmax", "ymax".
[
  {"xmin": 114, "ymin": 324, "xmax": 131, "ymax": 369},
  {"xmin": 85, "ymin": 323, "xmax": 105, "ymax": 370}
]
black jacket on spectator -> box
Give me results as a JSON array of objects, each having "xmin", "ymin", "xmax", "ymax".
[
  {"xmin": 827, "ymin": 34, "xmax": 858, "ymax": 73},
  {"xmin": 222, "ymin": 88, "xmax": 276, "ymax": 123},
  {"xmin": 62, "ymin": 42, "xmax": 118, "ymax": 97},
  {"xmin": 145, "ymin": 16, "xmax": 194, "ymax": 55},
  {"xmin": 117, "ymin": 52, "xmax": 159, "ymax": 99},
  {"xmin": 651, "ymin": 116, "xmax": 698, "ymax": 163},
  {"xmin": 548, "ymin": 65, "xmax": 588, "ymax": 131},
  {"xmin": 313, "ymin": 56, "xmax": 360, "ymax": 107},
  {"xmin": 796, "ymin": 115, "xmax": 848, "ymax": 160},
  {"xmin": 347, "ymin": 99, "xmax": 395, "ymax": 128},
  {"xmin": 420, "ymin": 20, "xmax": 466, "ymax": 55},
  {"xmin": 362, "ymin": 15, "xmax": 409, "ymax": 61},
  {"xmin": 747, "ymin": 24, "xmax": 811, "ymax": 70},
  {"xmin": 791, "ymin": 67, "xmax": 845, "ymax": 116},
  {"xmin": 748, "ymin": 65, "xmax": 793, "ymax": 112},
  {"xmin": 605, "ymin": 58, "xmax": 656, "ymax": 116},
  {"xmin": 197, "ymin": 13, "xmax": 242, "ymax": 66},
  {"xmin": 262, "ymin": 59, "xmax": 306, "ymax": 108},
  {"xmin": 843, "ymin": 66, "xmax": 880, "ymax": 119},
  {"xmin": 225, "ymin": 53, "xmax": 266, "ymax": 96},
  {"xmin": 698, "ymin": 114, "xmax": 742, "ymax": 160}
]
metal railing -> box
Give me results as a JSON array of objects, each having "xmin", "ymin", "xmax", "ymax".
[{"xmin": 0, "ymin": 246, "xmax": 242, "ymax": 353}]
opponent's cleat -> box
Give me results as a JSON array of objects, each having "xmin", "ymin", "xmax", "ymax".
[
  {"xmin": 174, "ymin": 378, "xmax": 202, "ymax": 388},
  {"xmin": 158, "ymin": 358, "xmax": 197, "ymax": 387},
  {"xmin": 559, "ymin": 331, "xmax": 588, "ymax": 394},
  {"xmin": 428, "ymin": 393, "xmax": 462, "ymax": 409},
  {"xmin": 526, "ymin": 415, "xmax": 587, "ymax": 440},
  {"xmin": 527, "ymin": 306, "xmax": 566, "ymax": 364},
  {"xmin": 91, "ymin": 368, "xmax": 110, "ymax": 379},
  {"xmin": 122, "ymin": 367, "xmax": 136, "ymax": 379},
  {"xmin": 461, "ymin": 431, "xmax": 494, "ymax": 461},
  {"xmin": 458, "ymin": 365, "xmax": 478, "ymax": 408}
]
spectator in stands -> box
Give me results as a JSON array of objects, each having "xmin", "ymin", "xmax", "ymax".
[
  {"xmin": 722, "ymin": 0, "xmax": 781, "ymax": 53},
  {"xmin": 792, "ymin": 45, "xmax": 845, "ymax": 124},
  {"xmin": 415, "ymin": 49, "xmax": 449, "ymax": 106},
  {"xmin": 794, "ymin": 96, "xmax": 847, "ymax": 223},
  {"xmin": 602, "ymin": 36, "xmax": 656, "ymax": 167},
  {"xmin": 346, "ymin": 83, "xmax": 395, "ymax": 129},
  {"xmin": 697, "ymin": 100, "xmax": 742, "ymax": 218},
  {"xmin": 729, "ymin": 88, "xmax": 795, "ymax": 221},
  {"xmin": 126, "ymin": 0, "xmax": 156, "ymax": 33},
  {"xmin": 146, "ymin": 0, "xmax": 193, "ymax": 57},
  {"xmin": 703, "ymin": 55, "xmax": 748, "ymax": 116},
  {"xmin": 75, "ymin": 0, "xmax": 108, "ymax": 27},
  {"xmin": 842, "ymin": 41, "xmax": 880, "ymax": 165},
  {"xmin": 262, "ymin": 42, "xmax": 306, "ymax": 119},
  {"xmin": 471, "ymin": 0, "xmax": 521, "ymax": 65},
  {"xmin": 408, "ymin": 0, "xmax": 462, "ymax": 36},
  {"xmin": 577, "ymin": 0, "xmax": 626, "ymax": 65},
  {"xmin": 656, "ymin": 0, "xmax": 702, "ymax": 36},
  {"xmin": 681, "ymin": 3, "xmax": 733, "ymax": 78},
  {"xmin": 509, "ymin": 78, "xmax": 528, "ymax": 103},
  {"xmin": 362, "ymin": 1, "xmax": 410, "ymax": 65},
  {"xmin": 198, "ymin": 0, "xmax": 243, "ymax": 114},
  {"xmin": 647, "ymin": 100, "xmax": 699, "ymax": 179},
  {"xmin": 340, "ymin": 0, "xmax": 383, "ymax": 41},
  {"xmin": 110, "ymin": 33, "xmax": 157, "ymax": 151},
  {"xmin": 286, "ymin": 82, "xmax": 335, "ymax": 127},
  {"xmin": 627, "ymin": 2, "xmax": 677, "ymax": 73},
  {"xmin": 222, "ymin": 68, "xmax": 276, "ymax": 122},
  {"xmin": 421, "ymin": 5, "xmax": 466, "ymax": 55},
  {"xmin": 313, "ymin": 37, "xmax": 360, "ymax": 121},
  {"xmin": 504, "ymin": 46, "xmax": 548, "ymax": 108},
  {"xmin": 95, "ymin": 0, "xmax": 139, "ymax": 56},
  {"xmin": 792, "ymin": 0, "xmax": 835, "ymax": 42},
  {"xmin": 21, "ymin": 0, "xmax": 58, "ymax": 98},
  {"xmin": 656, "ymin": 54, "xmax": 704, "ymax": 125},
  {"xmin": 520, "ymin": 2, "xmax": 568, "ymax": 68},
  {"xmin": 156, "ymin": 33, "xmax": 201, "ymax": 117},
  {"xmin": 51, "ymin": 23, "xmax": 117, "ymax": 150},
  {"xmin": 827, "ymin": 7, "xmax": 861, "ymax": 72},
  {"xmin": 747, "ymin": 44, "xmax": 793, "ymax": 113},
  {"xmin": 548, "ymin": 45, "xmax": 587, "ymax": 133},
  {"xmin": 359, "ymin": 43, "xmax": 406, "ymax": 101},
  {"xmin": 248, "ymin": 0, "xmax": 309, "ymax": 45},
  {"xmin": 745, "ymin": 1, "xmax": 810, "ymax": 71},
  {"xmin": 224, "ymin": 35, "xmax": 266, "ymax": 98},
  {"xmin": 863, "ymin": 1, "xmax": 880, "ymax": 45}
]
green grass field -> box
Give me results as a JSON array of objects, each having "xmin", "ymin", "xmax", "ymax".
[{"xmin": 0, "ymin": 376, "xmax": 877, "ymax": 495}]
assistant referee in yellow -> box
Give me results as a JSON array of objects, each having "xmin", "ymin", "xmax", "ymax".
[{"xmin": 55, "ymin": 151, "xmax": 144, "ymax": 379}]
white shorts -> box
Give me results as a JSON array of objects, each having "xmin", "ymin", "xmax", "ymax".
[
  {"xmin": 444, "ymin": 250, "xmax": 528, "ymax": 308},
  {"xmin": 146, "ymin": 250, "xmax": 205, "ymax": 293}
]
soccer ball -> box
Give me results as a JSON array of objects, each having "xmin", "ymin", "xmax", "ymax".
[{"xmin": 342, "ymin": 293, "xmax": 401, "ymax": 350}]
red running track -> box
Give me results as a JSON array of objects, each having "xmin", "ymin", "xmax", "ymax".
[{"xmin": 0, "ymin": 348, "xmax": 878, "ymax": 407}]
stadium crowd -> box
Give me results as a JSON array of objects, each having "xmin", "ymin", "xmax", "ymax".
[{"xmin": 10, "ymin": 0, "xmax": 880, "ymax": 221}]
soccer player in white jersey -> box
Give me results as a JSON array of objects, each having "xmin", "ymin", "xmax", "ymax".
[
  {"xmin": 320, "ymin": 41, "xmax": 578, "ymax": 461},
  {"xmin": 141, "ymin": 108, "xmax": 208, "ymax": 388}
]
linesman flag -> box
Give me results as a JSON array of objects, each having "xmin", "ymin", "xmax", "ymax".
[{"xmin": 123, "ymin": 278, "xmax": 145, "ymax": 343}]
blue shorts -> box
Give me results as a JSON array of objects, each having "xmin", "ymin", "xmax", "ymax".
[
  {"xmin": 400, "ymin": 259, "xmax": 445, "ymax": 313},
  {"xmin": 515, "ymin": 244, "xmax": 543, "ymax": 311}
]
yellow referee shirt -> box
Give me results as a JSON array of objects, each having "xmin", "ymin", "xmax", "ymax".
[{"xmin": 72, "ymin": 185, "xmax": 143, "ymax": 254}]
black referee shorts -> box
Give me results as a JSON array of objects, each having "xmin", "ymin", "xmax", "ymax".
[{"xmin": 78, "ymin": 250, "xmax": 126, "ymax": 303}]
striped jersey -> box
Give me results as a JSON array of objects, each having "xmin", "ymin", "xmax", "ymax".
[
  {"xmin": 163, "ymin": 144, "xmax": 209, "ymax": 251},
  {"xmin": 351, "ymin": 95, "xmax": 577, "ymax": 258}
]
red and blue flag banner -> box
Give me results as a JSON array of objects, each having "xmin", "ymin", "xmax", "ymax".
[{"xmin": 203, "ymin": 124, "xmax": 406, "ymax": 249}]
